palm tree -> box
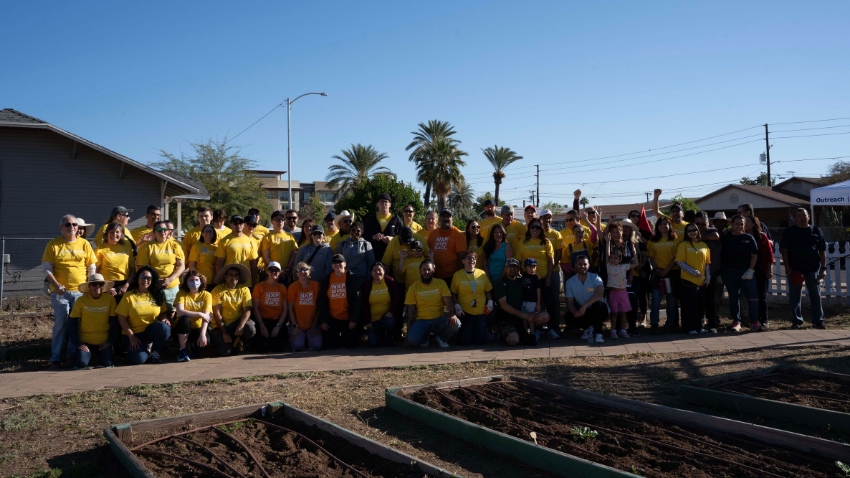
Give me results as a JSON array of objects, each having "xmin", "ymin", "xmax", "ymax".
[
  {"xmin": 406, "ymin": 120, "xmax": 460, "ymax": 208},
  {"xmin": 449, "ymin": 177, "xmax": 475, "ymax": 210},
  {"xmin": 325, "ymin": 144, "xmax": 391, "ymax": 197},
  {"xmin": 417, "ymin": 138, "xmax": 467, "ymax": 211},
  {"xmin": 482, "ymin": 146, "xmax": 523, "ymax": 205}
]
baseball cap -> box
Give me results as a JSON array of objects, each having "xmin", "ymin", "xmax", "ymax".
[
  {"xmin": 670, "ymin": 203, "xmax": 683, "ymax": 212},
  {"xmin": 410, "ymin": 240, "xmax": 423, "ymax": 251},
  {"xmin": 483, "ymin": 199, "xmax": 495, "ymax": 206},
  {"xmin": 399, "ymin": 226, "xmax": 414, "ymax": 244},
  {"xmin": 271, "ymin": 210, "xmax": 284, "ymax": 220},
  {"xmin": 311, "ymin": 224, "xmax": 324, "ymax": 234},
  {"xmin": 324, "ymin": 212, "xmax": 337, "ymax": 222},
  {"xmin": 267, "ymin": 261, "xmax": 282, "ymax": 270},
  {"xmin": 506, "ymin": 258, "xmax": 520, "ymax": 267},
  {"xmin": 111, "ymin": 206, "xmax": 133, "ymax": 215},
  {"xmin": 540, "ymin": 209, "xmax": 554, "ymax": 217},
  {"xmin": 332, "ymin": 254, "xmax": 346, "ymax": 263},
  {"xmin": 440, "ymin": 208, "xmax": 453, "ymax": 216},
  {"xmin": 523, "ymin": 258, "xmax": 538, "ymax": 267},
  {"xmin": 501, "ymin": 205, "xmax": 514, "ymax": 215},
  {"xmin": 230, "ymin": 215, "xmax": 244, "ymax": 224},
  {"xmin": 244, "ymin": 214, "xmax": 259, "ymax": 226},
  {"xmin": 525, "ymin": 205, "xmax": 536, "ymax": 211}
]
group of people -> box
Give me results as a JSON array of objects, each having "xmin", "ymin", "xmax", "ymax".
[{"xmin": 42, "ymin": 188, "xmax": 828, "ymax": 368}]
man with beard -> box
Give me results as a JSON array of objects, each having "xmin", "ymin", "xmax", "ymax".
[{"xmin": 404, "ymin": 258, "xmax": 459, "ymax": 348}]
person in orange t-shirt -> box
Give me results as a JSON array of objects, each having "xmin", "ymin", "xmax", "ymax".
[
  {"xmin": 252, "ymin": 262, "xmax": 288, "ymax": 353},
  {"xmin": 427, "ymin": 209, "xmax": 467, "ymax": 287},
  {"xmin": 286, "ymin": 261, "xmax": 321, "ymax": 351},
  {"xmin": 318, "ymin": 254, "xmax": 360, "ymax": 349}
]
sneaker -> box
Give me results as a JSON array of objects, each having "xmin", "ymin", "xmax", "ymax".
[
  {"xmin": 580, "ymin": 327, "xmax": 594, "ymax": 340},
  {"xmin": 547, "ymin": 329, "xmax": 560, "ymax": 340},
  {"xmin": 761, "ymin": 321, "xmax": 770, "ymax": 329},
  {"xmin": 435, "ymin": 336, "xmax": 449, "ymax": 348},
  {"xmin": 420, "ymin": 339, "xmax": 430, "ymax": 347},
  {"xmin": 813, "ymin": 322, "xmax": 827, "ymax": 330},
  {"xmin": 731, "ymin": 321, "xmax": 742, "ymax": 332},
  {"xmin": 791, "ymin": 323, "xmax": 803, "ymax": 330},
  {"xmin": 148, "ymin": 351, "xmax": 162, "ymax": 364},
  {"xmin": 750, "ymin": 322, "xmax": 762, "ymax": 332},
  {"xmin": 688, "ymin": 330, "xmax": 699, "ymax": 335},
  {"xmin": 699, "ymin": 329, "xmax": 708, "ymax": 334},
  {"xmin": 618, "ymin": 329, "xmax": 629, "ymax": 338},
  {"xmin": 708, "ymin": 328, "xmax": 717, "ymax": 333},
  {"xmin": 50, "ymin": 361, "xmax": 63, "ymax": 369},
  {"xmin": 594, "ymin": 334, "xmax": 605, "ymax": 343},
  {"xmin": 534, "ymin": 330, "xmax": 542, "ymax": 341},
  {"xmin": 610, "ymin": 329, "xmax": 619, "ymax": 339},
  {"xmin": 177, "ymin": 348, "xmax": 190, "ymax": 362}
]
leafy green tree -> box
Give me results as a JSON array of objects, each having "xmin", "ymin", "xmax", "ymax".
[
  {"xmin": 827, "ymin": 160, "xmax": 850, "ymax": 184},
  {"xmin": 448, "ymin": 178, "xmax": 475, "ymax": 211},
  {"xmin": 153, "ymin": 138, "xmax": 272, "ymax": 230},
  {"xmin": 541, "ymin": 202, "xmax": 566, "ymax": 214},
  {"xmin": 325, "ymin": 144, "xmax": 391, "ymax": 197},
  {"xmin": 579, "ymin": 197, "xmax": 590, "ymax": 208},
  {"xmin": 406, "ymin": 120, "xmax": 460, "ymax": 208},
  {"xmin": 473, "ymin": 192, "xmax": 505, "ymax": 212},
  {"xmin": 661, "ymin": 193, "xmax": 700, "ymax": 215},
  {"xmin": 333, "ymin": 175, "xmax": 424, "ymax": 223},
  {"xmin": 482, "ymin": 145, "xmax": 523, "ymax": 205},
  {"xmin": 299, "ymin": 194, "xmax": 327, "ymax": 224},
  {"xmin": 740, "ymin": 172, "xmax": 774, "ymax": 186}
]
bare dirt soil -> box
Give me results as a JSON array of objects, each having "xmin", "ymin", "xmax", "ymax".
[{"xmin": 712, "ymin": 370, "xmax": 850, "ymax": 413}]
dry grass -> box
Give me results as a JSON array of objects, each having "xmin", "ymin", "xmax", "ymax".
[{"xmin": 2, "ymin": 346, "xmax": 850, "ymax": 478}]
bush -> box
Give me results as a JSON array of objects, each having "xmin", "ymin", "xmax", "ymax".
[{"xmin": 334, "ymin": 176, "xmax": 425, "ymax": 223}]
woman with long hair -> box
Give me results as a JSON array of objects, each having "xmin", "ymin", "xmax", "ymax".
[
  {"xmin": 116, "ymin": 265, "xmax": 170, "ymax": 365},
  {"xmin": 481, "ymin": 223, "xmax": 513, "ymax": 283},
  {"xmin": 465, "ymin": 220, "xmax": 485, "ymax": 269},
  {"xmin": 173, "ymin": 270, "xmax": 212, "ymax": 361},
  {"xmin": 647, "ymin": 217, "xmax": 680, "ymax": 332},
  {"xmin": 517, "ymin": 218, "xmax": 554, "ymax": 284},
  {"xmin": 676, "ymin": 223, "xmax": 710, "ymax": 335},
  {"xmin": 298, "ymin": 219, "xmax": 315, "ymax": 247},
  {"xmin": 188, "ymin": 225, "xmax": 218, "ymax": 285},
  {"xmin": 360, "ymin": 262, "xmax": 402, "ymax": 347},
  {"xmin": 96, "ymin": 222, "xmax": 135, "ymax": 303},
  {"xmin": 95, "ymin": 207, "xmax": 134, "ymax": 249}
]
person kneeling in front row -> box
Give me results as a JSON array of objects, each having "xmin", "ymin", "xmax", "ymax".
[
  {"xmin": 210, "ymin": 264, "xmax": 256, "ymax": 355},
  {"xmin": 117, "ymin": 266, "xmax": 171, "ymax": 364},
  {"xmin": 405, "ymin": 258, "xmax": 460, "ymax": 348},
  {"xmin": 492, "ymin": 258, "xmax": 549, "ymax": 346},
  {"xmin": 564, "ymin": 255, "xmax": 607, "ymax": 344},
  {"xmin": 69, "ymin": 274, "xmax": 118, "ymax": 369},
  {"xmin": 173, "ymin": 270, "xmax": 213, "ymax": 361}
]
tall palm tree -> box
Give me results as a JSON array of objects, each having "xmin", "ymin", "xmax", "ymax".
[
  {"xmin": 416, "ymin": 138, "xmax": 467, "ymax": 211},
  {"xmin": 482, "ymin": 146, "xmax": 523, "ymax": 205},
  {"xmin": 325, "ymin": 144, "xmax": 391, "ymax": 197},
  {"xmin": 449, "ymin": 177, "xmax": 475, "ymax": 210},
  {"xmin": 406, "ymin": 120, "xmax": 460, "ymax": 209}
]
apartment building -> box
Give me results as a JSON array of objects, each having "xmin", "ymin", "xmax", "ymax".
[{"xmin": 252, "ymin": 170, "xmax": 340, "ymax": 212}]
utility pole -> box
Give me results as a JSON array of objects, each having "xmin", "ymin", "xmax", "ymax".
[
  {"xmin": 535, "ymin": 164, "xmax": 540, "ymax": 207},
  {"xmin": 764, "ymin": 124, "xmax": 772, "ymax": 187},
  {"xmin": 645, "ymin": 192, "xmax": 650, "ymax": 203}
]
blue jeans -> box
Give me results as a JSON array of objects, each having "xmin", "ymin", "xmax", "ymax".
[
  {"xmin": 76, "ymin": 343, "xmax": 114, "ymax": 368},
  {"xmin": 457, "ymin": 313, "xmax": 487, "ymax": 345},
  {"xmin": 50, "ymin": 291, "xmax": 83, "ymax": 362},
  {"xmin": 367, "ymin": 314, "xmax": 396, "ymax": 347},
  {"xmin": 542, "ymin": 273, "xmax": 561, "ymax": 331},
  {"xmin": 650, "ymin": 279, "xmax": 678, "ymax": 327},
  {"xmin": 721, "ymin": 269, "xmax": 758, "ymax": 323},
  {"xmin": 407, "ymin": 314, "xmax": 460, "ymax": 346},
  {"xmin": 789, "ymin": 270, "xmax": 823, "ymax": 325},
  {"xmin": 123, "ymin": 321, "xmax": 171, "ymax": 365}
]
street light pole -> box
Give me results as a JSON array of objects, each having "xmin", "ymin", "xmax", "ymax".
[{"xmin": 286, "ymin": 92, "xmax": 328, "ymax": 210}]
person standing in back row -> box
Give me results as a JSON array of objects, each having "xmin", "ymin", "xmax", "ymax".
[
  {"xmin": 363, "ymin": 193, "xmax": 404, "ymax": 263},
  {"xmin": 781, "ymin": 208, "xmax": 827, "ymax": 329}
]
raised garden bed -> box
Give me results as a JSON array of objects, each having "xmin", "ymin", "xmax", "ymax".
[
  {"xmin": 681, "ymin": 365, "xmax": 850, "ymax": 434},
  {"xmin": 104, "ymin": 401, "xmax": 458, "ymax": 477},
  {"xmin": 387, "ymin": 375, "xmax": 850, "ymax": 477}
]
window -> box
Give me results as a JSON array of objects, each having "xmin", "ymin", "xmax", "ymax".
[
  {"xmin": 319, "ymin": 191, "xmax": 337, "ymax": 202},
  {"xmin": 278, "ymin": 191, "xmax": 290, "ymax": 201},
  {"xmin": 266, "ymin": 191, "xmax": 275, "ymax": 199},
  {"xmin": 255, "ymin": 173, "xmax": 281, "ymax": 179}
]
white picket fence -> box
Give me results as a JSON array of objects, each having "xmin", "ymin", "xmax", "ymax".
[{"xmin": 768, "ymin": 242, "xmax": 850, "ymax": 306}]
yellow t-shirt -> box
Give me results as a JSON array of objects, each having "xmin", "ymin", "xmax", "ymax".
[
  {"xmin": 545, "ymin": 230, "xmax": 564, "ymax": 257},
  {"xmin": 96, "ymin": 241, "xmax": 134, "ymax": 282},
  {"xmin": 376, "ymin": 212, "xmax": 393, "ymax": 231},
  {"xmin": 116, "ymin": 291, "xmax": 164, "ymax": 334},
  {"xmin": 659, "ymin": 213, "xmax": 689, "ymax": 236},
  {"xmin": 174, "ymin": 290, "xmax": 213, "ymax": 329},
  {"xmin": 405, "ymin": 221, "xmax": 423, "ymax": 234},
  {"xmin": 324, "ymin": 229, "xmax": 339, "ymax": 245},
  {"xmin": 404, "ymin": 279, "xmax": 450, "ymax": 320},
  {"xmin": 500, "ymin": 220, "xmax": 526, "ymax": 254},
  {"xmin": 215, "ymin": 233, "xmax": 259, "ymax": 269},
  {"xmin": 41, "ymin": 236, "xmax": 97, "ymax": 293},
  {"xmin": 478, "ymin": 217, "xmax": 502, "ymax": 243},
  {"xmin": 560, "ymin": 226, "xmax": 593, "ymax": 264},
  {"xmin": 450, "ymin": 268, "xmax": 492, "ymax": 315},
  {"xmin": 676, "ymin": 241, "xmax": 711, "ymax": 286},
  {"xmin": 329, "ymin": 233, "xmax": 348, "ymax": 252},
  {"xmin": 188, "ymin": 242, "xmax": 218, "ymax": 283},
  {"xmin": 260, "ymin": 230, "xmax": 299, "ymax": 266},
  {"xmin": 517, "ymin": 240, "xmax": 555, "ymax": 277},
  {"xmin": 70, "ymin": 293, "xmax": 117, "ymax": 345},
  {"xmin": 130, "ymin": 225, "xmax": 153, "ymax": 243},
  {"xmin": 381, "ymin": 234, "xmax": 430, "ymax": 284},
  {"xmin": 94, "ymin": 224, "xmax": 134, "ymax": 249},
  {"xmin": 253, "ymin": 224, "xmax": 270, "ymax": 241},
  {"xmin": 466, "ymin": 238, "xmax": 485, "ymax": 270},
  {"xmin": 211, "ymin": 284, "xmax": 252, "ymax": 327},
  {"xmin": 214, "ymin": 225, "xmax": 233, "ymax": 238},
  {"xmin": 182, "ymin": 226, "xmax": 203, "ymax": 256},
  {"xmin": 369, "ymin": 281, "xmax": 391, "ymax": 322},
  {"xmin": 647, "ymin": 238, "xmax": 681, "ymax": 270},
  {"xmin": 564, "ymin": 239, "xmax": 596, "ymax": 267},
  {"xmin": 402, "ymin": 257, "xmax": 425, "ymax": 288},
  {"xmin": 137, "ymin": 240, "xmax": 185, "ymax": 289}
]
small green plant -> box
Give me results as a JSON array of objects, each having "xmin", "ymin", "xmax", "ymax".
[
  {"xmin": 837, "ymin": 460, "xmax": 850, "ymax": 476},
  {"xmin": 631, "ymin": 465, "xmax": 643, "ymax": 476},
  {"xmin": 570, "ymin": 426, "xmax": 598, "ymax": 440},
  {"xmin": 219, "ymin": 421, "xmax": 245, "ymax": 433}
]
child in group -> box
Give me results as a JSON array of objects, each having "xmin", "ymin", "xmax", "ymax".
[
  {"xmin": 520, "ymin": 258, "xmax": 543, "ymax": 340},
  {"xmin": 606, "ymin": 250, "xmax": 632, "ymax": 339}
]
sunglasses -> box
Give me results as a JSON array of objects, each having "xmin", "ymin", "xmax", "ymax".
[
  {"xmin": 342, "ymin": 219, "xmax": 352, "ymax": 224},
  {"xmin": 63, "ymin": 223, "xmax": 78, "ymax": 228},
  {"xmin": 403, "ymin": 210, "xmax": 414, "ymax": 213},
  {"xmin": 119, "ymin": 213, "xmax": 130, "ymax": 217},
  {"xmin": 687, "ymin": 229, "xmax": 699, "ymax": 234},
  {"xmin": 90, "ymin": 282, "xmax": 105, "ymax": 287},
  {"xmin": 530, "ymin": 226, "xmax": 542, "ymax": 230},
  {"xmin": 155, "ymin": 228, "xmax": 168, "ymax": 232},
  {"xmin": 587, "ymin": 211, "xmax": 597, "ymax": 215},
  {"xmin": 566, "ymin": 218, "xmax": 576, "ymax": 222},
  {"xmin": 268, "ymin": 268, "xmax": 281, "ymax": 273},
  {"xmin": 470, "ymin": 225, "xmax": 480, "ymax": 229},
  {"xmin": 312, "ymin": 231, "xmax": 323, "ymax": 236},
  {"xmin": 297, "ymin": 268, "xmax": 309, "ymax": 272},
  {"xmin": 272, "ymin": 217, "xmax": 285, "ymax": 222},
  {"xmin": 629, "ymin": 214, "xmax": 640, "ymax": 218},
  {"xmin": 412, "ymin": 248, "xmax": 423, "ymax": 252},
  {"xmin": 139, "ymin": 276, "xmax": 153, "ymax": 281},
  {"xmin": 286, "ymin": 216, "xmax": 298, "ymax": 220}
]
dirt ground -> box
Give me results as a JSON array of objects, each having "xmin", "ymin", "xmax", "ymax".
[{"xmin": 2, "ymin": 345, "xmax": 850, "ymax": 478}]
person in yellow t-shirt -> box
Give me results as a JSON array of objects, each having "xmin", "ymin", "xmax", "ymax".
[
  {"xmin": 137, "ymin": 221, "xmax": 185, "ymax": 315},
  {"xmin": 563, "ymin": 223, "xmax": 597, "ymax": 275},
  {"xmin": 516, "ymin": 219, "xmax": 555, "ymax": 279},
  {"xmin": 464, "ymin": 221, "xmax": 486, "ymax": 270},
  {"xmin": 69, "ymin": 273, "xmax": 118, "ymax": 369},
  {"xmin": 647, "ymin": 217, "xmax": 682, "ymax": 330},
  {"xmin": 318, "ymin": 255, "xmax": 359, "ymax": 349},
  {"xmin": 94, "ymin": 206, "xmax": 134, "ymax": 250},
  {"xmin": 188, "ymin": 225, "xmax": 219, "ymax": 284},
  {"xmin": 478, "ymin": 199, "xmax": 502, "ymax": 241},
  {"xmin": 653, "ymin": 188, "xmax": 689, "ymax": 236},
  {"xmin": 262, "ymin": 211, "xmax": 299, "ymax": 281},
  {"xmin": 362, "ymin": 262, "xmax": 401, "ymax": 347},
  {"xmin": 96, "ymin": 222, "xmax": 135, "ymax": 302},
  {"xmin": 253, "ymin": 262, "xmax": 289, "ymax": 353},
  {"xmin": 214, "ymin": 215, "xmax": 259, "ymax": 286},
  {"xmin": 382, "ymin": 227, "xmax": 429, "ymax": 285},
  {"xmin": 323, "ymin": 212, "xmax": 340, "ymax": 245},
  {"xmin": 43, "ymin": 214, "xmax": 98, "ymax": 367},
  {"xmin": 498, "ymin": 205, "xmax": 527, "ymax": 254},
  {"xmin": 210, "ymin": 263, "xmax": 256, "ymax": 356},
  {"xmin": 181, "ymin": 207, "xmax": 214, "ymax": 256},
  {"xmin": 130, "ymin": 205, "xmax": 161, "ymax": 248},
  {"xmin": 401, "ymin": 205, "xmax": 423, "ymax": 234},
  {"xmin": 116, "ymin": 266, "xmax": 170, "ymax": 364},
  {"xmin": 676, "ymin": 224, "xmax": 711, "ymax": 335},
  {"xmin": 404, "ymin": 259, "xmax": 459, "ymax": 348},
  {"xmin": 398, "ymin": 240, "xmax": 427, "ymax": 290},
  {"xmin": 247, "ymin": 207, "xmax": 270, "ymax": 239},
  {"xmin": 212, "ymin": 209, "xmax": 233, "ymax": 238},
  {"xmin": 450, "ymin": 251, "xmax": 493, "ymax": 346},
  {"xmin": 173, "ymin": 270, "xmax": 214, "ymax": 362}
]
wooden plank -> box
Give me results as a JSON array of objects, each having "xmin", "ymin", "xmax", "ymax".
[
  {"xmin": 103, "ymin": 426, "xmax": 154, "ymax": 478},
  {"xmin": 129, "ymin": 402, "xmax": 263, "ymax": 434},
  {"xmin": 113, "ymin": 423, "xmax": 133, "ymax": 445},
  {"xmin": 386, "ymin": 385, "xmax": 635, "ymax": 477},
  {"xmin": 390, "ymin": 375, "xmax": 506, "ymax": 396},
  {"xmin": 777, "ymin": 365, "xmax": 850, "ymax": 384},
  {"xmin": 686, "ymin": 365, "xmax": 779, "ymax": 387}
]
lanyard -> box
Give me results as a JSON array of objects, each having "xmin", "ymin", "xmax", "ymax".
[{"xmin": 466, "ymin": 269, "xmax": 477, "ymax": 295}]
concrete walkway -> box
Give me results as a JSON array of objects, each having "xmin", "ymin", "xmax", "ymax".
[{"xmin": 2, "ymin": 328, "xmax": 849, "ymax": 399}]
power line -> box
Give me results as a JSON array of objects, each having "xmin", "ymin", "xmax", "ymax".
[
  {"xmin": 539, "ymin": 163, "xmax": 756, "ymax": 186},
  {"xmin": 226, "ymin": 102, "xmax": 283, "ymax": 144},
  {"xmin": 770, "ymin": 130, "xmax": 850, "ymax": 140},
  {"xmin": 770, "ymin": 117, "xmax": 850, "ymax": 126},
  {"xmin": 770, "ymin": 124, "xmax": 850, "ymax": 134}
]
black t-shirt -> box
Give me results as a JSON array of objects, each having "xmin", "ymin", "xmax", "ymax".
[
  {"xmin": 493, "ymin": 275, "xmax": 523, "ymax": 320},
  {"xmin": 521, "ymin": 274, "xmax": 541, "ymax": 303},
  {"xmin": 780, "ymin": 225, "xmax": 826, "ymax": 273},
  {"xmin": 720, "ymin": 233, "xmax": 758, "ymax": 271}
]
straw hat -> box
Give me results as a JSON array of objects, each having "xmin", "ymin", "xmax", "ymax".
[
  {"xmin": 75, "ymin": 218, "xmax": 96, "ymax": 238},
  {"xmin": 334, "ymin": 210, "xmax": 355, "ymax": 229},
  {"xmin": 614, "ymin": 218, "xmax": 638, "ymax": 231},
  {"xmin": 78, "ymin": 273, "xmax": 114, "ymax": 294},
  {"xmin": 214, "ymin": 263, "xmax": 251, "ymax": 285},
  {"xmin": 711, "ymin": 212, "xmax": 728, "ymax": 224}
]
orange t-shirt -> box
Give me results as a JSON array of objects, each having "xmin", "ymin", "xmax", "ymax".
[
  {"xmin": 327, "ymin": 273, "xmax": 349, "ymax": 320},
  {"xmin": 427, "ymin": 227, "xmax": 467, "ymax": 279},
  {"xmin": 287, "ymin": 280, "xmax": 319, "ymax": 330},
  {"xmin": 252, "ymin": 281, "xmax": 287, "ymax": 319}
]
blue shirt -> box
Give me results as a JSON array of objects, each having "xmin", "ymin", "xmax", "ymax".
[{"xmin": 565, "ymin": 272, "xmax": 604, "ymax": 306}]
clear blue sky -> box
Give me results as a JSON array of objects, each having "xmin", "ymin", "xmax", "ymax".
[{"xmin": 4, "ymin": 1, "xmax": 849, "ymax": 208}]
